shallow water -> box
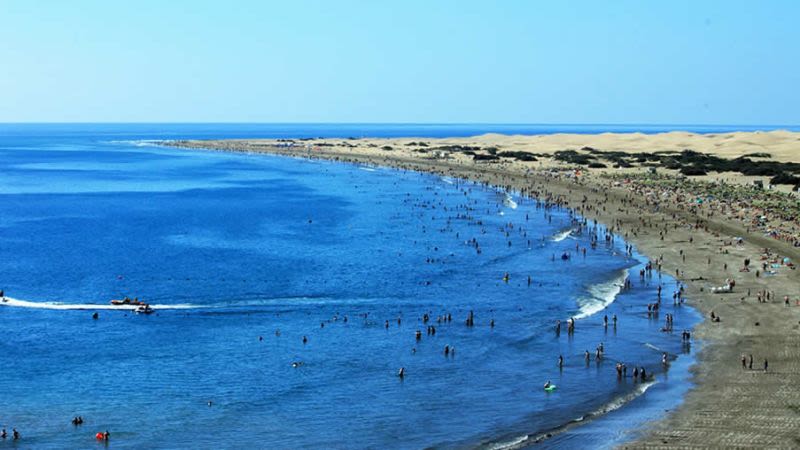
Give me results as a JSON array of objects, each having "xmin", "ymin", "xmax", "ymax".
[{"xmin": 0, "ymin": 124, "xmax": 699, "ymax": 449}]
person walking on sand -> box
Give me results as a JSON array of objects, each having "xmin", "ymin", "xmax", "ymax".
[
  {"xmin": 748, "ymin": 354, "xmax": 753, "ymax": 370},
  {"xmin": 741, "ymin": 355, "xmax": 746, "ymax": 368},
  {"xmin": 764, "ymin": 359, "xmax": 769, "ymax": 372}
]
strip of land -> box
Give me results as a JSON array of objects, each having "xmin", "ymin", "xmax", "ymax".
[{"xmin": 166, "ymin": 132, "xmax": 800, "ymax": 448}]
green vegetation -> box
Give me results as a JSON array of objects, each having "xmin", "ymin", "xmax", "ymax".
[
  {"xmin": 498, "ymin": 151, "xmax": 538, "ymax": 161},
  {"xmin": 551, "ymin": 148, "xmax": 800, "ymax": 184}
]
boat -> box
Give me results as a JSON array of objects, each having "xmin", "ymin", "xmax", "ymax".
[
  {"xmin": 110, "ymin": 297, "xmax": 145, "ymax": 306},
  {"xmin": 135, "ymin": 304, "xmax": 154, "ymax": 314}
]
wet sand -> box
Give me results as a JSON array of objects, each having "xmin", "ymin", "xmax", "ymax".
[{"xmin": 166, "ymin": 134, "xmax": 800, "ymax": 448}]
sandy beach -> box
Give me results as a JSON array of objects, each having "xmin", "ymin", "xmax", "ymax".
[{"xmin": 167, "ymin": 132, "xmax": 800, "ymax": 448}]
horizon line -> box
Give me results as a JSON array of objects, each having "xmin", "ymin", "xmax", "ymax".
[{"xmin": 1, "ymin": 121, "xmax": 799, "ymax": 128}]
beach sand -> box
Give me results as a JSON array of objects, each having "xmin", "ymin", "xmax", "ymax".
[{"xmin": 166, "ymin": 132, "xmax": 800, "ymax": 448}]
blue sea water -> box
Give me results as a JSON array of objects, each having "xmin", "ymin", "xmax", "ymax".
[{"xmin": 0, "ymin": 124, "xmax": 706, "ymax": 449}]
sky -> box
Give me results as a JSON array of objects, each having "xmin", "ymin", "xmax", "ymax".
[{"xmin": 1, "ymin": 0, "xmax": 798, "ymax": 124}]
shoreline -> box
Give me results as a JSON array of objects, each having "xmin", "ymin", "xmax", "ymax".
[{"xmin": 164, "ymin": 135, "xmax": 800, "ymax": 448}]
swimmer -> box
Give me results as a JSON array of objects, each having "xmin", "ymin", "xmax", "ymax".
[{"xmin": 543, "ymin": 380, "xmax": 551, "ymax": 389}]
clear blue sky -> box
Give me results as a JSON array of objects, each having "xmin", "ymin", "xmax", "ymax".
[{"xmin": 1, "ymin": 0, "xmax": 798, "ymax": 124}]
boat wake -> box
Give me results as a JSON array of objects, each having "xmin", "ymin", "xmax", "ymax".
[
  {"xmin": 573, "ymin": 269, "xmax": 628, "ymax": 319},
  {"xmin": 0, "ymin": 297, "xmax": 198, "ymax": 311},
  {"xmin": 485, "ymin": 380, "xmax": 656, "ymax": 450},
  {"xmin": 0, "ymin": 294, "xmax": 392, "ymax": 312}
]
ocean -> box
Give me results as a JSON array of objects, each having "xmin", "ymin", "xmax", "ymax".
[{"xmin": 0, "ymin": 124, "xmax": 712, "ymax": 449}]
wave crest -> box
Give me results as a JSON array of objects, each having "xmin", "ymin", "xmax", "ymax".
[{"xmin": 573, "ymin": 268, "xmax": 628, "ymax": 319}]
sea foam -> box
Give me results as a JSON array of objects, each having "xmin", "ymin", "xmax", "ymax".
[
  {"xmin": 551, "ymin": 228, "xmax": 573, "ymax": 242},
  {"xmin": 573, "ymin": 268, "xmax": 628, "ymax": 319}
]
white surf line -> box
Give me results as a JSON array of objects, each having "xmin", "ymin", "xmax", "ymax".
[{"xmin": 552, "ymin": 229, "xmax": 572, "ymax": 242}]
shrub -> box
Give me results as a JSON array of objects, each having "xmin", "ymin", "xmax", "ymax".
[
  {"xmin": 680, "ymin": 166, "xmax": 708, "ymax": 176},
  {"xmin": 770, "ymin": 173, "xmax": 800, "ymax": 185},
  {"xmin": 498, "ymin": 151, "xmax": 538, "ymax": 162}
]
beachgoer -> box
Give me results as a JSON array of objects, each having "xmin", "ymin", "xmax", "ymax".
[
  {"xmin": 544, "ymin": 380, "xmax": 551, "ymax": 389},
  {"xmin": 1, "ymin": 428, "xmax": 6, "ymax": 439},
  {"xmin": 398, "ymin": 367, "xmax": 405, "ymax": 378},
  {"xmin": 12, "ymin": 429, "xmax": 18, "ymax": 440}
]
